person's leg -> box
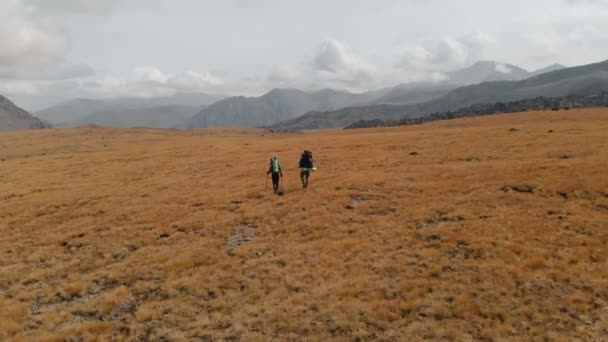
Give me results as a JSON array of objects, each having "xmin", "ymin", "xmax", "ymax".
[
  {"xmin": 272, "ymin": 173, "xmax": 279, "ymax": 193},
  {"xmin": 304, "ymin": 171, "xmax": 310, "ymax": 188},
  {"xmin": 300, "ymin": 170, "xmax": 306, "ymax": 188}
]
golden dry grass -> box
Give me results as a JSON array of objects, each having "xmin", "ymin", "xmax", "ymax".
[{"xmin": 1, "ymin": 108, "xmax": 607, "ymax": 340}]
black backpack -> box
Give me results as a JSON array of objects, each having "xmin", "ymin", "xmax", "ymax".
[{"xmin": 302, "ymin": 150, "xmax": 313, "ymax": 168}]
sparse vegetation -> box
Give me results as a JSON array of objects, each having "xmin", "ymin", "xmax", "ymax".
[{"xmin": 1, "ymin": 109, "xmax": 607, "ymax": 340}]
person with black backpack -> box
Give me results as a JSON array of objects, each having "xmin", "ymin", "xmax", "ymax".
[{"xmin": 299, "ymin": 150, "xmax": 315, "ymax": 188}]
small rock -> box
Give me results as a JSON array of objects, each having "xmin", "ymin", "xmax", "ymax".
[
  {"xmin": 509, "ymin": 128, "xmax": 520, "ymax": 132},
  {"xmin": 346, "ymin": 196, "xmax": 366, "ymax": 209},
  {"xmin": 457, "ymin": 241, "xmax": 470, "ymax": 250},
  {"xmin": 409, "ymin": 151, "xmax": 420, "ymax": 156},
  {"xmin": 256, "ymin": 251, "xmax": 263, "ymax": 257},
  {"xmin": 501, "ymin": 185, "xmax": 536, "ymax": 193},
  {"xmin": 548, "ymin": 130, "xmax": 555, "ymax": 133},
  {"xmin": 159, "ymin": 233, "xmax": 170, "ymax": 239},
  {"xmin": 425, "ymin": 234, "xmax": 441, "ymax": 242}
]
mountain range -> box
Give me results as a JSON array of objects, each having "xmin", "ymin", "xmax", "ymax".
[
  {"xmin": 36, "ymin": 93, "xmax": 222, "ymax": 128},
  {"xmin": 269, "ymin": 60, "xmax": 608, "ymax": 131},
  {"xmin": 0, "ymin": 95, "xmax": 49, "ymax": 132},
  {"xmin": 4, "ymin": 60, "xmax": 591, "ymax": 132},
  {"xmin": 188, "ymin": 88, "xmax": 383, "ymax": 128},
  {"xmin": 445, "ymin": 61, "xmax": 565, "ymax": 85},
  {"xmin": 189, "ymin": 61, "xmax": 567, "ymax": 129},
  {"xmin": 345, "ymin": 92, "xmax": 608, "ymax": 129}
]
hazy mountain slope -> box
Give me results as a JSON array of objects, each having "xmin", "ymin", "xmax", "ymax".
[
  {"xmin": 36, "ymin": 93, "xmax": 222, "ymax": 126},
  {"xmin": 188, "ymin": 88, "xmax": 382, "ymax": 128},
  {"xmin": 271, "ymin": 60, "xmax": 608, "ymax": 131},
  {"xmin": 72, "ymin": 105, "xmax": 200, "ymax": 129},
  {"xmin": 0, "ymin": 95, "xmax": 49, "ymax": 132},
  {"xmin": 372, "ymin": 61, "xmax": 562, "ymax": 106},
  {"xmin": 373, "ymin": 83, "xmax": 458, "ymax": 105},
  {"xmin": 531, "ymin": 64, "xmax": 566, "ymax": 76},
  {"xmin": 446, "ymin": 61, "xmax": 530, "ymax": 84},
  {"xmin": 424, "ymin": 60, "xmax": 608, "ymax": 112},
  {"xmin": 346, "ymin": 92, "xmax": 608, "ymax": 129},
  {"xmin": 36, "ymin": 98, "xmax": 107, "ymax": 124},
  {"xmin": 268, "ymin": 104, "xmax": 409, "ymax": 131}
]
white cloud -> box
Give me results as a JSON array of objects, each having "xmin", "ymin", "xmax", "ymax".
[
  {"xmin": 389, "ymin": 32, "xmax": 506, "ymax": 84},
  {"xmin": 0, "ymin": 0, "xmax": 65, "ymax": 72},
  {"xmin": 82, "ymin": 67, "xmax": 225, "ymax": 98},
  {"xmin": 0, "ymin": 60, "xmax": 95, "ymax": 80},
  {"xmin": 396, "ymin": 33, "xmax": 494, "ymax": 80},
  {"xmin": 26, "ymin": 0, "xmax": 121, "ymax": 14},
  {"xmin": 0, "ymin": 80, "xmax": 40, "ymax": 96},
  {"xmin": 495, "ymin": 63, "xmax": 512, "ymax": 74},
  {"xmin": 269, "ymin": 39, "xmax": 378, "ymax": 92},
  {"xmin": 167, "ymin": 71, "xmax": 224, "ymax": 92}
]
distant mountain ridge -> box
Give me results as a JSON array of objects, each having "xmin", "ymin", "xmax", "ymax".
[
  {"xmin": 345, "ymin": 92, "xmax": 608, "ymax": 129},
  {"xmin": 36, "ymin": 93, "xmax": 222, "ymax": 128},
  {"xmin": 30, "ymin": 60, "xmax": 567, "ymax": 130},
  {"xmin": 72, "ymin": 105, "xmax": 201, "ymax": 129},
  {"xmin": 531, "ymin": 64, "xmax": 567, "ymax": 76},
  {"xmin": 372, "ymin": 82, "xmax": 458, "ymax": 105},
  {"xmin": 0, "ymin": 95, "xmax": 49, "ymax": 132},
  {"xmin": 190, "ymin": 61, "xmax": 565, "ymax": 128},
  {"xmin": 269, "ymin": 60, "xmax": 608, "ymax": 131},
  {"xmin": 188, "ymin": 88, "xmax": 383, "ymax": 128},
  {"xmin": 446, "ymin": 61, "xmax": 531, "ymax": 84}
]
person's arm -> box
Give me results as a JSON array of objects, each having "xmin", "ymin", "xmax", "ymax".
[
  {"xmin": 267, "ymin": 161, "xmax": 272, "ymax": 174},
  {"xmin": 279, "ymin": 163, "xmax": 283, "ymax": 177}
]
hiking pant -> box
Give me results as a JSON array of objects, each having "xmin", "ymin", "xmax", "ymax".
[
  {"xmin": 300, "ymin": 170, "xmax": 310, "ymax": 188},
  {"xmin": 271, "ymin": 173, "xmax": 280, "ymax": 193}
]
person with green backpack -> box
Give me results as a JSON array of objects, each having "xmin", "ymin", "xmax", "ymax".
[{"xmin": 267, "ymin": 156, "xmax": 283, "ymax": 194}]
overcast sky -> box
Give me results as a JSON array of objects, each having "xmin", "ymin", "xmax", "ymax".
[{"xmin": 2, "ymin": 0, "xmax": 608, "ymax": 110}]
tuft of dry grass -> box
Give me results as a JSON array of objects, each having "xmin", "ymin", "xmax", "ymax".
[{"xmin": 0, "ymin": 109, "xmax": 607, "ymax": 340}]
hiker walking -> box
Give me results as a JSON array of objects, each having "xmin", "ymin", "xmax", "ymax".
[
  {"xmin": 299, "ymin": 150, "xmax": 314, "ymax": 188},
  {"xmin": 267, "ymin": 157, "xmax": 283, "ymax": 194}
]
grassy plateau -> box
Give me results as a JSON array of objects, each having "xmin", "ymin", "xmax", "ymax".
[{"xmin": 1, "ymin": 108, "xmax": 607, "ymax": 341}]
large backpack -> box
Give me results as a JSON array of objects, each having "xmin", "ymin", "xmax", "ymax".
[{"xmin": 303, "ymin": 150, "xmax": 313, "ymax": 168}]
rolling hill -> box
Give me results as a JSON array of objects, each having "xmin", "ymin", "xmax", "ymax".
[
  {"xmin": 270, "ymin": 60, "xmax": 608, "ymax": 131},
  {"xmin": 0, "ymin": 95, "xmax": 49, "ymax": 132}
]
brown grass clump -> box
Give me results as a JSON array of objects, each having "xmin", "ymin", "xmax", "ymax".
[{"xmin": 1, "ymin": 109, "xmax": 607, "ymax": 340}]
